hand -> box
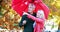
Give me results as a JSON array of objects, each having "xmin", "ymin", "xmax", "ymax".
[
  {"xmin": 23, "ymin": 12, "xmax": 28, "ymax": 15},
  {"xmin": 23, "ymin": 20, "xmax": 26, "ymax": 25}
]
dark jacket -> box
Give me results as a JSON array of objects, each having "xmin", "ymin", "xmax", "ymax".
[{"xmin": 19, "ymin": 13, "xmax": 36, "ymax": 32}]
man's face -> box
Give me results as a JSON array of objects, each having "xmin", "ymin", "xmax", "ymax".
[{"xmin": 28, "ymin": 3, "xmax": 35, "ymax": 13}]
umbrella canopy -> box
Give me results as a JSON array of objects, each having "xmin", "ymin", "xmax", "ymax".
[
  {"xmin": 12, "ymin": 0, "xmax": 31, "ymax": 16},
  {"xmin": 12, "ymin": 0, "xmax": 50, "ymax": 19},
  {"xmin": 33, "ymin": 0, "xmax": 50, "ymax": 19}
]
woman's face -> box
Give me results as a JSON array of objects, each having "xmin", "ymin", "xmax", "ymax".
[
  {"xmin": 28, "ymin": 3, "xmax": 35, "ymax": 13},
  {"xmin": 37, "ymin": 11, "xmax": 41, "ymax": 18},
  {"xmin": 37, "ymin": 10, "xmax": 44, "ymax": 18}
]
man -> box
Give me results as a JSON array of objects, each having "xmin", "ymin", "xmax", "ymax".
[{"xmin": 19, "ymin": 3, "xmax": 36, "ymax": 32}]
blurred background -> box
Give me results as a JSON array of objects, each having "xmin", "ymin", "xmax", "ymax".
[{"xmin": 0, "ymin": 0, "xmax": 60, "ymax": 31}]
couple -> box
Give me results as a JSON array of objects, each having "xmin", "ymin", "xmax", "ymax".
[{"xmin": 19, "ymin": 3, "xmax": 45, "ymax": 32}]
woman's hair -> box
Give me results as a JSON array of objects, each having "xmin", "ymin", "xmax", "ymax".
[{"xmin": 37, "ymin": 10, "xmax": 44, "ymax": 15}]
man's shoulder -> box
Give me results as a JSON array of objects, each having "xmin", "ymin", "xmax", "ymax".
[
  {"xmin": 22, "ymin": 15, "xmax": 27, "ymax": 18},
  {"xmin": 22, "ymin": 15, "xmax": 27, "ymax": 17}
]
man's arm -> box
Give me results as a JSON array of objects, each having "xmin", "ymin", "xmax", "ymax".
[{"xmin": 19, "ymin": 15, "xmax": 27, "ymax": 27}]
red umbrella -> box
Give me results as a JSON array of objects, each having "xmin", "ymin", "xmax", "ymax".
[
  {"xmin": 12, "ymin": 0, "xmax": 32, "ymax": 16},
  {"xmin": 33, "ymin": 0, "xmax": 50, "ymax": 19},
  {"xmin": 12, "ymin": 0, "xmax": 50, "ymax": 19}
]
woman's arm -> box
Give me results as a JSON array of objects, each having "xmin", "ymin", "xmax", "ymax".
[{"xmin": 27, "ymin": 14, "xmax": 45, "ymax": 22}]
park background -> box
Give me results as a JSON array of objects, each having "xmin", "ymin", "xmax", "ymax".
[{"xmin": 0, "ymin": 0, "xmax": 60, "ymax": 31}]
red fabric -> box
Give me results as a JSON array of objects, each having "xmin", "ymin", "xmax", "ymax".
[
  {"xmin": 12, "ymin": 0, "xmax": 29, "ymax": 16},
  {"xmin": 12, "ymin": 0, "xmax": 49, "ymax": 19},
  {"xmin": 12, "ymin": 0, "xmax": 34, "ymax": 16},
  {"xmin": 33, "ymin": 0, "xmax": 49, "ymax": 19},
  {"xmin": 27, "ymin": 14, "xmax": 45, "ymax": 32}
]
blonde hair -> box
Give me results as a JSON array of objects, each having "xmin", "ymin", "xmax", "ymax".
[{"xmin": 37, "ymin": 10, "xmax": 45, "ymax": 18}]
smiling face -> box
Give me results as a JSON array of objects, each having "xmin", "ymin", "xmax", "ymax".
[
  {"xmin": 28, "ymin": 3, "xmax": 35, "ymax": 13},
  {"xmin": 37, "ymin": 10, "xmax": 45, "ymax": 18}
]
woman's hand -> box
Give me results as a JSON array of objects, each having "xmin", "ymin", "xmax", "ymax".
[{"xmin": 23, "ymin": 12, "xmax": 28, "ymax": 15}]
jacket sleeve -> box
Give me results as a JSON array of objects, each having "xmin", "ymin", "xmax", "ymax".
[
  {"xmin": 19, "ymin": 15, "xmax": 27, "ymax": 27},
  {"xmin": 27, "ymin": 14, "xmax": 45, "ymax": 23}
]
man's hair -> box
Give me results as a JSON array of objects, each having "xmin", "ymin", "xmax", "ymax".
[{"xmin": 28, "ymin": 3, "xmax": 35, "ymax": 9}]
